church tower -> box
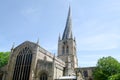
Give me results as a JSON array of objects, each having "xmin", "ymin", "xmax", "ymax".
[{"xmin": 58, "ymin": 6, "xmax": 78, "ymax": 76}]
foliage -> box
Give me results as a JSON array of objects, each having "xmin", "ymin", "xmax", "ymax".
[
  {"xmin": 0, "ymin": 52, "xmax": 10, "ymax": 68},
  {"xmin": 108, "ymin": 73, "xmax": 120, "ymax": 80},
  {"xmin": 93, "ymin": 56, "xmax": 120, "ymax": 80}
]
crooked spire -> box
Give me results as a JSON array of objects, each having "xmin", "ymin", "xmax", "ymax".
[{"xmin": 62, "ymin": 6, "xmax": 73, "ymax": 40}]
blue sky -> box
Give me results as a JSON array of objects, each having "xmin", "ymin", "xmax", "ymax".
[{"xmin": 0, "ymin": 0, "xmax": 120, "ymax": 67}]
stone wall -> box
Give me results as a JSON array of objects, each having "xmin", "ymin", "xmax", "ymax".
[
  {"xmin": 79, "ymin": 67, "xmax": 95, "ymax": 80},
  {"xmin": 35, "ymin": 46, "xmax": 65, "ymax": 80}
]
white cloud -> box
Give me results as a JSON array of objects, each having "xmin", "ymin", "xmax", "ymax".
[
  {"xmin": 77, "ymin": 51, "xmax": 120, "ymax": 67},
  {"xmin": 78, "ymin": 53, "xmax": 120, "ymax": 59},
  {"xmin": 77, "ymin": 33, "xmax": 120, "ymax": 51}
]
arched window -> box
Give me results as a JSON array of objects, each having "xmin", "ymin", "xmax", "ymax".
[
  {"xmin": 66, "ymin": 46, "xmax": 69, "ymax": 53},
  {"xmin": 62, "ymin": 46, "xmax": 65, "ymax": 54},
  {"xmin": 83, "ymin": 70, "xmax": 88, "ymax": 77},
  {"xmin": 12, "ymin": 47, "xmax": 33, "ymax": 80},
  {"xmin": 40, "ymin": 73, "xmax": 47, "ymax": 80}
]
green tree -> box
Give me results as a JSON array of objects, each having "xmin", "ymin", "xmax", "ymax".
[
  {"xmin": 0, "ymin": 52, "xmax": 10, "ymax": 68},
  {"xmin": 108, "ymin": 73, "xmax": 120, "ymax": 80},
  {"xmin": 93, "ymin": 56, "xmax": 120, "ymax": 80}
]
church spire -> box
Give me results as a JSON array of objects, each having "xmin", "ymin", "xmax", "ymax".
[{"xmin": 62, "ymin": 6, "xmax": 73, "ymax": 40}]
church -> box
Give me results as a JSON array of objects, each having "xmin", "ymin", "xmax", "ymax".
[{"xmin": 0, "ymin": 6, "xmax": 94, "ymax": 80}]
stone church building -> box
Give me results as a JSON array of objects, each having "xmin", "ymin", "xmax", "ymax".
[{"xmin": 0, "ymin": 7, "xmax": 95, "ymax": 80}]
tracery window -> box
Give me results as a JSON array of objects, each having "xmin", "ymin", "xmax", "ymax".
[
  {"xmin": 40, "ymin": 73, "xmax": 47, "ymax": 80},
  {"xmin": 12, "ymin": 47, "xmax": 33, "ymax": 80}
]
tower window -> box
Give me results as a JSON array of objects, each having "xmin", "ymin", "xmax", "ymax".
[
  {"xmin": 66, "ymin": 46, "xmax": 69, "ymax": 53},
  {"xmin": 62, "ymin": 46, "xmax": 65, "ymax": 54}
]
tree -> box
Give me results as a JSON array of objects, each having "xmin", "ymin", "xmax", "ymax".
[
  {"xmin": 0, "ymin": 52, "xmax": 10, "ymax": 68},
  {"xmin": 93, "ymin": 56, "xmax": 120, "ymax": 80},
  {"xmin": 108, "ymin": 73, "xmax": 120, "ymax": 80}
]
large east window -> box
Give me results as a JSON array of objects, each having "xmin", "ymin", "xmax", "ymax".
[{"xmin": 12, "ymin": 47, "xmax": 33, "ymax": 80}]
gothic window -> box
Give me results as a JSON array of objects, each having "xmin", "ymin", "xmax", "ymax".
[
  {"xmin": 83, "ymin": 70, "xmax": 88, "ymax": 77},
  {"xmin": 40, "ymin": 73, "xmax": 47, "ymax": 80},
  {"xmin": 66, "ymin": 46, "xmax": 69, "ymax": 53},
  {"xmin": 12, "ymin": 47, "xmax": 33, "ymax": 80},
  {"xmin": 62, "ymin": 46, "xmax": 65, "ymax": 54}
]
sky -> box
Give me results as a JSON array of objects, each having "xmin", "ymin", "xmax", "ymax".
[{"xmin": 0, "ymin": 0, "xmax": 120, "ymax": 67}]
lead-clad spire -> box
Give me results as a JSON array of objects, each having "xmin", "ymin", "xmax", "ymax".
[{"xmin": 62, "ymin": 6, "xmax": 73, "ymax": 40}]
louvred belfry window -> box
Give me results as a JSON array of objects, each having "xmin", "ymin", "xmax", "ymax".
[
  {"xmin": 12, "ymin": 47, "xmax": 33, "ymax": 80},
  {"xmin": 66, "ymin": 46, "xmax": 69, "ymax": 53}
]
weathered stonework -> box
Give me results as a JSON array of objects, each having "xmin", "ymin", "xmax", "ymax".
[
  {"xmin": 76, "ymin": 67, "xmax": 95, "ymax": 80},
  {"xmin": 3, "ymin": 41, "xmax": 66, "ymax": 80}
]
